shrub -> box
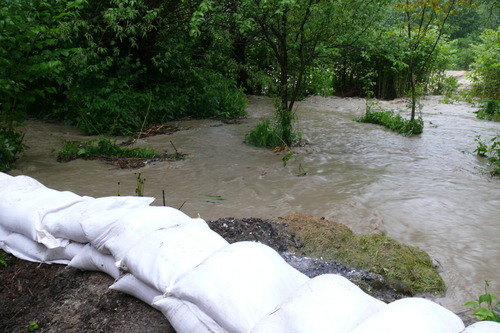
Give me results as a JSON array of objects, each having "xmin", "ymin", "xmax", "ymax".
[
  {"xmin": 469, "ymin": 29, "xmax": 500, "ymax": 98},
  {"xmin": 355, "ymin": 102, "xmax": 424, "ymax": 136},
  {"xmin": 0, "ymin": 126, "xmax": 28, "ymax": 172},
  {"xmin": 244, "ymin": 118, "xmax": 282, "ymax": 148},
  {"xmin": 475, "ymin": 100, "xmax": 500, "ymax": 121},
  {"xmin": 475, "ymin": 135, "xmax": 500, "ymax": 176}
]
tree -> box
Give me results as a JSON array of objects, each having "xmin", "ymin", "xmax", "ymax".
[
  {"xmin": 469, "ymin": 28, "xmax": 500, "ymax": 98},
  {"xmin": 393, "ymin": 0, "xmax": 475, "ymax": 120},
  {"xmin": 193, "ymin": 0, "xmax": 390, "ymax": 146}
]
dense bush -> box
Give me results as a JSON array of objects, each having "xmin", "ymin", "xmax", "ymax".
[
  {"xmin": 0, "ymin": 1, "xmax": 248, "ymax": 137},
  {"xmin": 0, "ymin": 126, "xmax": 28, "ymax": 172},
  {"xmin": 469, "ymin": 29, "xmax": 500, "ymax": 98},
  {"xmin": 475, "ymin": 100, "xmax": 500, "ymax": 122}
]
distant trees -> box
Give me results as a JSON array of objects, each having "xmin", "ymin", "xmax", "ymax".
[{"xmin": 0, "ymin": 0, "xmax": 497, "ymax": 167}]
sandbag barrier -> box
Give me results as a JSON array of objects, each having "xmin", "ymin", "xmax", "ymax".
[{"xmin": 0, "ymin": 172, "xmax": 498, "ymax": 333}]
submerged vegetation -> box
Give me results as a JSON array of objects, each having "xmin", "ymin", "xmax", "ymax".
[
  {"xmin": 355, "ymin": 102, "xmax": 424, "ymax": 136},
  {"xmin": 56, "ymin": 137, "xmax": 185, "ymax": 169},
  {"xmin": 475, "ymin": 135, "xmax": 500, "ymax": 176},
  {"xmin": 475, "ymin": 100, "xmax": 500, "ymax": 122},
  {"xmin": 281, "ymin": 213, "xmax": 445, "ymax": 295},
  {"xmin": 57, "ymin": 138, "xmax": 160, "ymax": 162}
]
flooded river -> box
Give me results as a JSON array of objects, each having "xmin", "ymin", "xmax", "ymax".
[{"xmin": 8, "ymin": 94, "xmax": 500, "ymax": 312}]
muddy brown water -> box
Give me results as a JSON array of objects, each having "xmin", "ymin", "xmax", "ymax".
[{"xmin": 7, "ymin": 94, "xmax": 500, "ymax": 312}]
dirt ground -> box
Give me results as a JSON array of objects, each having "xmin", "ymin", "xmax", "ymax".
[{"xmin": 0, "ymin": 217, "xmax": 476, "ymax": 332}]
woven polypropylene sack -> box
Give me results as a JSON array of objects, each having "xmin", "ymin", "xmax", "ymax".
[
  {"xmin": 348, "ymin": 297, "xmax": 464, "ymax": 333},
  {"xmin": 165, "ymin": 241, "xmax": 310, "ymax": 333},
  {"xmin": 249, "ymin": 274, "xmax": 386, "ymax": 333}
]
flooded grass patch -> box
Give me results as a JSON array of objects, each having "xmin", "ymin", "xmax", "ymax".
[
  {"xmin": 280, "ymin": 213, "xmax": 445, "ymax": 296},
  {"xmin": 55, "ymin": 137, "xmax": 186, "ymax": 169}
]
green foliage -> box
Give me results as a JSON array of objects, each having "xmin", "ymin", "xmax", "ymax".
[
  {"xmin": 469, "ymin": 28, "xmax": 500, "ymax": 98},
  {"xmin": 28, "ymin": 320, "xmax": 39, "ymax": 332},
  {"xmin": 0, "ymin": 251, "xmax": 10, "ymax": 267},
  {"xmin": 475, "ymin": 135, "xmax": 500, "ymax": 176},
  {"xmin": 465, "ymin": 280, "xmax": 500, "ymax": 322},
  {"xmin": 0, "ymin": 125, "xmax": 28, "ymax": 172},
  {"xmin": 1, "ymin": 0, "xmax": 247, "ymax": 136},
  {"xmin": 475, "ymin": 100, "xmax": 500, "ymax": 121},
  {"xmin": 56, "ymin": 138, "xmax": 160, "ymax": 162},
  {"xmin": 244, "ymin": 118, "xmax": 282, "ymax": 148},
  {"xmin": 355, "ymin": 102, "xmax": 424, "ymax": 136},
  {"xmin": 245, "ymin": 102, "xmax": 301, "ymax": 148},
  {"xmin": 427, "ymin": 73, "xmax": 460, "ymax": 97}
]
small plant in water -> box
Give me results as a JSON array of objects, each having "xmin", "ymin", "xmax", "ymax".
[
  {"xmin": 474, "ymin": 134, "xmax": 500, "ymax": 176},
  {"xmin": 465, "ymin": 280, "xmax": 500, "ymax": 322},
  {"xmin": 135, "ymin": 173, "xmax": 146, "ymax": 197}
]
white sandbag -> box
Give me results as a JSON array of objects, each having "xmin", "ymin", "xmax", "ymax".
[
  {"xmin": 43, "ymin": 196, "xmax": 154, "ymax": 243},
  {"xmin": 250, "ymin": 274, "xmax": 386, "ymax": 333},
  {"xmin": 462, "ymin": 321, "xmax": 500, "ymax": 333},
  {"xmin": 153, "ymin": 297, "xmax": 229, "ymax": 333},
  {"xmin": 0, "ymin": 175, "xmax": 87, "ymax": 247},
  {"xmin": 45, "ymin": 241, "xmax": 84, "ymax": 262},
  {"xmin": 117, "ymin": 223, "xmax": 229, "ymax": 293},
  {"xmin": 84, "ymin": 206, "xmax": 198, "ymax": 259},
  {"xmin": 68, "ymin": 243, "xmax": 120, "ymax": 279},
  {"xmin": 164, "ymin": 241, "xmax": 310, "ymax": 333},
  {"xmin": 0, "ymin": 224, "xmax": 10, "ymax": 242},
  {"xmin": 110, "ymin": 274, "xmax": 162, "ymax": 305},
  {"xmin": 0, "ymin": 171, "xmax": 12, "ymax": 181},
  {"xmin": 3, "ymin": 233, "xmax": 52, "ymax": 262},
  {"xmin": 2, "ymin": 233, "xmax": 78, "ymax": 264},
  {"xmin": 348, "ymin": 297, "xmax": 465, "ymax": 333}
]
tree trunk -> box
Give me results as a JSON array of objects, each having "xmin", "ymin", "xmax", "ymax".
[
  {"xmin": 409, "ymin": 55, "xmax": 416, "ymax": 121},
  {"xmin": 278, "ymin": 12, "xmax": 293, "ymax": 146}
]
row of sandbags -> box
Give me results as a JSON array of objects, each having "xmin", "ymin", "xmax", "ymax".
[{"xmin": 0, "ymin": 172, "xmax": 498, "ymax": 333}]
